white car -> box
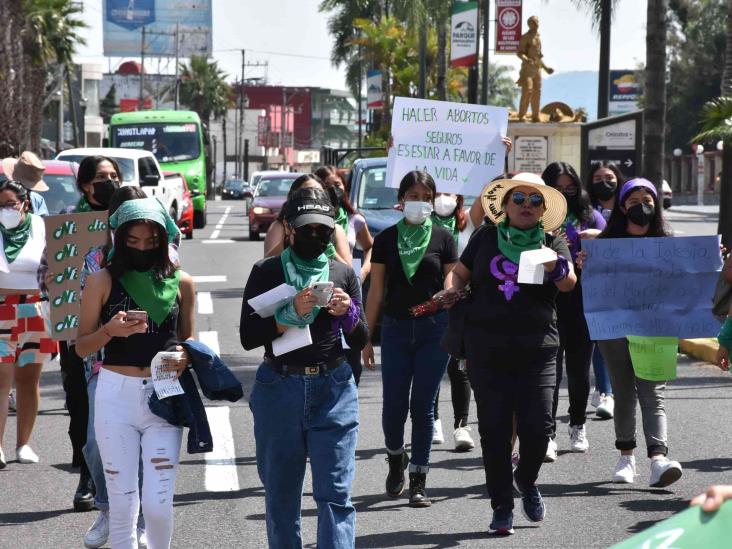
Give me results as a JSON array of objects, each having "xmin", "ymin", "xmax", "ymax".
[
  {"xmin": 662, "ymin": 180, "xmax": 673, "ymax": 209},
  {"xmin": 57, "ymin": 147, "xmax": 185, "ymax": 222}
]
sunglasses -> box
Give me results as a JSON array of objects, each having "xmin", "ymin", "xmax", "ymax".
[{"xmin": 511, "ymin": 191, "xmax": 544, "ymax": 208}]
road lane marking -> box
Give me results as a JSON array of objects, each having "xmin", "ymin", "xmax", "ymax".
[
  {"xmin": 204, "ymin": 406, "xmax": 240, "ymax": 492},
  {"xmin": 198, "ymin": 331, "xmax": 220, "ymax": 355},
  {"xmin": 202, "ymin": 239, "xmax": 235, "ymax": 244},
  {"xmin": 197, "ymin": 292, "xmax": 213, "ymax": 315},
  {"xmin": 193, "ymin": 275, "xmax": 227, "ymax": 283},
  {"xmin": 210, "ymin": 206, "xmax": 232, "ymax": 240}
]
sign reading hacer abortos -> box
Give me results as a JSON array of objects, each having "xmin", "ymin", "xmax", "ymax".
[{"xmin": 45, "ymin": 212, "xmax": 109, "ymax": 340}]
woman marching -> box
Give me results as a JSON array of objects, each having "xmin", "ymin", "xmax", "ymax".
[
  {"xmin": 579, "ymin": 178, "xmax": 683, "ymax": 488},
  {"xmin": 441, "ymin": 172, "xmax": 576, "ymax": 535},
  {"xmin": 363, "ymin": 170, "xmax": 458, "ymax": 507},
  {"xmin": 76, "ymin": 197, "xmax": 195, "ymax": 549},
  {"xmin": 241, "ymin": 186, "xmax": 368, "ymax": 548}
]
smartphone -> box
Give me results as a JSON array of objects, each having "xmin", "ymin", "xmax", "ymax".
[
  {"xmin": 310, "ymin": 281, "xmax": 334, "ymax": 307},
  {"xmin": 125, "ymin": 310, "xmax": 148, "ymax": 323}
]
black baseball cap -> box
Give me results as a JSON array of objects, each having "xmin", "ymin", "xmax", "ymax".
[{"xmin": 284, "ymin": 187, "xmax": 335, "ymax": 229}]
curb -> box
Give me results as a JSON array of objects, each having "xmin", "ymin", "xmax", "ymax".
[{"xmin": 679, "ymin": 338, "xmax": 718, "ymax": 364}]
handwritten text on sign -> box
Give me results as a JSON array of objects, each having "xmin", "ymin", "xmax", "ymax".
[
  {"xmin": 581, "ymin": 236, "xmax": 722, "ymax": 340},
  {"xmin": 45, "ymin": 212, "xmax": 109, "ymax": 340},
  {"xmin": 386, "ymin": 97, "xmax": 509, "ymax": 195}
]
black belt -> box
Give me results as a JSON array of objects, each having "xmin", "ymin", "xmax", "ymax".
[{"xmin": 264, "ymin": 356, "xmax": 345, "ymax": 376}]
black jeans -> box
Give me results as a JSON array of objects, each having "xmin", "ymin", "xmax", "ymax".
[
  {"xmin": 465, "ymin": 344, "xmax": 556, "ymax": 511},
  {"xmin": 59, "ymin": 342, "xmax": 89, "ymax": 472},
  {"xmin": 433, "ymin": 356, "xmax": 471, "ymax": 428}
]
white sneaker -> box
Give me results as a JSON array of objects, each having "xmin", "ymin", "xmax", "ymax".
[
  {"xmin": 649, "ymin": 457, "xmax": 683, "ymax": 488},
  {"xmin": 596, "ymin": 394, "xmax": 615, "ymax": 419},
  {"xmin": 453, "ymin": 425, "xmax": 475, "ymax": 452},
  {"xmin": 613, "ymin": 455, "xmax": 636, "ymax": 483},
  {"xmin": 590, "ymin": 389, "xmax": 601, "ymax": 409},
  {"xmin": 432, "ymin": 419, "xmax": 445, "ymax": 445},
  {"xmin": 8, "ymin": 390, "xmax": 15, "ymax": 412},
  {"xmin": 544, "ymin": 438, "xmax": 558, "ymax": 463},
  {"xmin": 16, "ymin": 444, "xmax": 39, "ymax": 464},
  {"xmin": 137, "ymin": 527, "xmax": 148, "ymax": 548},
  {"xmin": 0, "ymin": 447, "xmax": 6, "ymax": 469},
  {"xmin": 568, "ymin": 424, "xmax": 589, "ymax": 452},
  {"xmin": 83, "ymin": 510, "xmax": 109, "ymax": 549}
]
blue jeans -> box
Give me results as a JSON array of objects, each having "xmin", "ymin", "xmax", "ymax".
[
  {"xmin": 380, "ymin": 312, "xmax": 449, "ymax": 471},
  {"xmin": 250, "ymin": 361, "xmax": 359, "ymax": 549},
  {"xmin": 592, "ymin": 344, "xmax": 613, "ymax": 395}
]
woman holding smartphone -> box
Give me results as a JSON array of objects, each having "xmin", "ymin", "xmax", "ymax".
[{"xmin": 76, "ymin": 197, "xmax": 196, "ymax": 549}]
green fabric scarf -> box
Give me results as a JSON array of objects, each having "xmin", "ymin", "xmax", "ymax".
[
  {"xmin": 496, "ymin": 218, "xmax": 544, "ymax": 264},
  {"xmin": 432, "ymin": 212, "xmax": 458, "ymax": 242},
  {"xmin": 335, "ymin": 206, "xmax": 349, "ymax": 235},
  {"xmin": 75, "ymin": 197, "xmax": 93, "ymax": 213},
  {"xmin": 1, "ymin": 214, "xmax": 32, "ymax": 264},
  {"xmin": 397, "ymin": 217, "xmax": 432, "ymax": 283},
  {"xmin": 280, "ymin": 247, "xmax": 330, "ymax": 318},
  {"xmin": 119, "ymin": 269, "xmax": 181, "ymax": 326}
]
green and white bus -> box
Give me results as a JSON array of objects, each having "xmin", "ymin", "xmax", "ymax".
[{"xmin": 109, "ymin": 110, "xmax": 211, "ymax": 228}]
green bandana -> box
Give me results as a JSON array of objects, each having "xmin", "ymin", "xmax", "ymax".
[
  {"xmin": 335, "ymin": 206, "xmax": 349, "ymax": 235},
  {"xmin": 75, "ymin": 197, "xmax": 93, "ymax": 213},
  {"xmin": 1, "ymin": 214, "xmax": 32, "ymax": 264},
  {"xmin": 325, "ymin": 242, "xmax": 336, "ymax": 259},
  {"xmin": 496, "ymin": 218, "xmax": 544, "ymax": 264},
  {"xmin": 280, "ymin": 247, "xmax": 330, "ymax": 317},
  {"xmin": 397, "ymin": 217, "xmax": 432, "ymax": 283},
  {"xmin": 109, "ymin": 197, "xmax": 180, "ymax": 245},
  {"xmin": 119, "ymin": 269, "xmax": 181, "ymax": 326},
  {"xmin": 432, "ymin": 212, "xmax": 458, "ymax": 242}
]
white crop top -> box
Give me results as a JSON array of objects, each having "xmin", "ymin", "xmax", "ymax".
[{"xmin": 0, "ymin": 214, "xmax": 45, "ymax": 290}]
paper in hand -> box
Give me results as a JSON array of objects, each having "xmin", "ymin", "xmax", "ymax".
[
  {"xmin": 150, "ymin": 352, "xmax": 185, "ymax": 399},
  {"xmin": 517, "ymin": 248, "xmax": 558, "ymax": 285},
  {"xmin": 248, "ymin": 283, "xmax": 298, "ymax": 317},
  {"xmin": 272, "ymin": 326, "xmax": 313, "ymax": 356}
]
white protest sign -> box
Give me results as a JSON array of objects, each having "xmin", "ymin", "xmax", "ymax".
[{"xmin": 386, "ymin": 96, "xmax": 509, "ymax": 196}]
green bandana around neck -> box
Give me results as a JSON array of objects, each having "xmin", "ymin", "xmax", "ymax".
[
  {"xmin": 1, "ymin": 213, "xmax": 32, "ymax": 264},
  {"xmin": 335, "ymin": 206, "xmax": 349, "ymax": 235},
  {"xmin": 396, "ymin": 217, "xmax": 432, "ymax": 283},
  {"xmin": 496, "ymin": 218, "xmax": 544, "ymax": 264},
  {"xmin": 119, "ymin": 269, "xmax": 181, "ymax": 326},
  {"xmin": 431, "ymin": 212, "xmax": 458, "ymax": 242},
  {"xmin": 280, "ymin": 247, "xmax": 330, "ymax": 317},
  {"xmin": 75, "ymin": 197, "xmax": 93, "ymax": 213}
]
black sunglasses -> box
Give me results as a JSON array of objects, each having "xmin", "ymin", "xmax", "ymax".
[{"xmin": 511, "ymin": 191, "xmax": 544, "ymax": 208}]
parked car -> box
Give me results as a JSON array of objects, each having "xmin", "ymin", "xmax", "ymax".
[
  {"xmin": 248, "ymin": 172, "xmax": 304, "ymax": 241},
  {"xmin": 222, "ymin": 178, "xmax": 250, "ymax": 200},
  {"xmin": 0, "ymin": 160, "xmax": 80, "ymax": 214},
  {"xmin": 177, "ymin": 175, "xmax": 199, "ymax": 240},
  {"xmin": 348, "ymin": 157, "xmax": 401, "ymax": 237},
  {"xmin": 662, "ymin": 179, "xmax": 673, "ymax": 209}
]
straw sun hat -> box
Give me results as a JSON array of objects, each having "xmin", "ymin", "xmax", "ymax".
[{"xmin": 480, "ymin": 172, "xmax": 567, "ymax": 232}]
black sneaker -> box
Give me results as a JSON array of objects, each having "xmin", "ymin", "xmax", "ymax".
[
  {"xmin": 408, "ymin": 472, "xmax": 431, "ymax": 508},
  {"xmin": 489, "ymin": 507, "xmax": 514, "ymax": 535},
  {"xmin": 514, "ymin": 471, "xmax": 546, "ymax": 522},
  {"xmin": 385, "ymin": 451, "xmax": 409, "ymax": 498},
  {"xmin": 73, "ymin": 469, "xmax": 95, "ymax": 512}
]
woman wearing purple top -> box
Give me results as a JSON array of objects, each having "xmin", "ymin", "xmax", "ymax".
[{"xmin": 542, "ymin": 162, "xmax": 606, "ymax": 461}]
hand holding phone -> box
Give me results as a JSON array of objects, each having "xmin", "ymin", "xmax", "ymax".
[
  {"xmin": 310, "ymin": 282, "xmax": 334, "ymax": 307},
  {"xmin": 125, "ymin": 310, "xmax": 148, "ymax": 323}
]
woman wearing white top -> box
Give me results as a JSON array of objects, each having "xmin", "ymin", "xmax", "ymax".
[{"xmin": 0, "ymin": 180, "xmax": 56, "ymax": 468}]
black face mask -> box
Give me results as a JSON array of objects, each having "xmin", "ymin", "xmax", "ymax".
[
  {"xmin": 593, "ymin": 180, "xmax": 617, "ymax": 201},
  {"xmin": 293, "ymin": 227, "xmax": 331, "ymax": 260},
  {"xmin": 329, "ymin": 185, "xmax": 345, "ymax": 209},
  {"xmin": 125, "ymin": 247, "xmax": 157, "ymax": 272},
  {"xmin": 626, "ymin": 203, "xmax": 655, "ymax": 227},
  {"xmin": 92, "ymin": 179, "xmax": 120, "ymax": 209}
]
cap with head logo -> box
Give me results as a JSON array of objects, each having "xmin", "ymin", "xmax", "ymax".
[{"xmin": 285, "ymin": 187, "xmax": 336, "ymax": 229}]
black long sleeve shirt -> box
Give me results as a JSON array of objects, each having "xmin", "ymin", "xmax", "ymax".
[{"xmin": 240, "ymin": 256, "xmax": 369, "ymax": 365}]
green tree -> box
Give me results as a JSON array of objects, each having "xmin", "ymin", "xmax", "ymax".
[
  {"xmin": 179, "ymin": 55, "xmax": 230, "ymax": 125},
  {"xmin": 485, "ymin": 64, "xmax": 519, "ymax": 109}
]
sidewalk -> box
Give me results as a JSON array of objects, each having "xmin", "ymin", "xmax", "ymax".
[{"xmin": 680, "ymin": 338, "xmax": 719, "ymax": 364}]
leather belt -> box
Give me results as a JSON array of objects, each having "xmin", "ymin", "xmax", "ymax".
[{"xmin": 264, "ymin": 356, "xmax": 345, "ymax": 376}]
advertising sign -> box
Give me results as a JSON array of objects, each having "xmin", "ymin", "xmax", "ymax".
[
  {"xmin": 513, "ymin": 136, "xmax": 548, "ymax": 174},
  {"xmin": 496, "ymin": 0, "xmax": 522, "ymax": 54},
  {"xmin": 450, "ymin": 2, "xmax": 479, "ymax": 67},
  {"xmin": 609, "ymin": 69, "xmax": 642, "ymax": 116},
  {"xmin": 366, "ymin": 70, "xmax": 384, "ymax": 109}
]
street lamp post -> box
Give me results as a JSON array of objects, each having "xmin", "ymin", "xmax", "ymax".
[{"xmin": 695, "ymin": 144, "xmax": 705, "ymax": 206}]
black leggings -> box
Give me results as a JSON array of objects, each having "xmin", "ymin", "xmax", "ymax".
[
  {"xmin": 345, "ymin": 347, "xmax": 362, "ymax": 386},
  {"xmin": 433, "ymin": 356, "xmax": 471, "ymax": 429},
  {"xmin": 59, "ymin": 342, "xmax": 89, "ymax": 473}
]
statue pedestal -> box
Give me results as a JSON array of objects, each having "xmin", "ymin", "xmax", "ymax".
[{"xmin": 507, "ymin": 121, "xmax": 581, "ymax": 175}]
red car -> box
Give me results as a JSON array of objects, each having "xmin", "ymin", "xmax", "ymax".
[
  {"xmin": 0, "ymin": 159, "xmax": 81, "ymax": 214},
  {"xmin": 248, "ymin": 173, "xmax": 304, "ymax": 240},
  {"xmin": 175, "ymin": 174, "xmax": 195, "ymax": 240}
]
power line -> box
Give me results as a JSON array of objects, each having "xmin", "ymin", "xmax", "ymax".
[{"xmin": 213, "ymin": 48, "xmax": 330, "ymax": 61}]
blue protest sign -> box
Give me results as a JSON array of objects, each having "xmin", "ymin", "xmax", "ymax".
[
  {"xmin": 106, "ymin": 0, "xmax": 155, "ymax": 31},
  {"xmin": 581, "ymin": 236, "xmax": 722, "ymax": 340}
]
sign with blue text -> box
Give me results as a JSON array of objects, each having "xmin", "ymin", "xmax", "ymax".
[
  {"xmin": 386, "ymin": 96, "xmax": 509, "ymax": 195},
  {"xmin": 581, "ymin": 236, "xmax": 722, "ymax": 340}
]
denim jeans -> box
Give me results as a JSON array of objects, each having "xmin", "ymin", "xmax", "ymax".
[
  {"xmin": 592, "ymin": 344, "xmax": 613, "ymax": 395},
  {"xmin": 249, "ymin": 361, "xmax": 359, "ymax": 549},
  {"xmin": 380, "ymin": 312, "xmax": 448, "ymax": 471},
  {"xmin": 83, "ymin": 374, "xmax": 108, "ymax": 511}
]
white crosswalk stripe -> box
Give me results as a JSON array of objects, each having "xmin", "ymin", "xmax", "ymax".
[{"xmin": 204, "ymin": 406, "xmax": 240, "ymax": 492}]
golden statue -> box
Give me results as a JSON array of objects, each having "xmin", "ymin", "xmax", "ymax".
[{"xmin": 516, "ymin": 16, "xmax": 554, "ymax": 122}]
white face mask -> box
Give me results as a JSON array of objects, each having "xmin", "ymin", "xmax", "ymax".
[
  {"xmin": 0, "ymin": 208, "xmax": 22, "ymax": 229},
  {"xmin": 403, "ymin": 200, "xmax": 433, "ymax": 224},
  {"xmin": 434, "ymin": 195, "xmax": 458, "ymax": 217}
]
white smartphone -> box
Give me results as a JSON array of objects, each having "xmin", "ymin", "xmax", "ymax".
[{"xmin": 310, "ymin": 281, "xmax": 334, "ymax": 307}]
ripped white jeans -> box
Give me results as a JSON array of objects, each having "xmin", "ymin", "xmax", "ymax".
[{"xmin": 95, "ymin": 368, "xmax": 183, "ymax": 549}]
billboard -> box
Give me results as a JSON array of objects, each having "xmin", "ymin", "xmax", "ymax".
[
  {"xmin": 609, "ymin": 69, "xmax": 642, "ymax": 116},
  {"xmin": 367, "ymin": 70, "xmax": 384, "ymax": 109},
  {"xmin": 103, "ymin": 0, "xmax": 212, "ymax": 57},
  {"xmin": 495, "ymin": 0, "xmax": 522, "ymax": 54}
]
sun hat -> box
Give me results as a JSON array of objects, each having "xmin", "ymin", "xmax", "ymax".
[
  {"xmin": 618, "ymin": 178, "xmax": 658, "ymax": 204},
  {"xmin": 481, "ymin": 172, "xmax": 567, "ymax": 232},
  {"xmin": 1, "ymin": 151, "xmax": 48, "ymax": 192},
  {"xmin": 284, "ymin": 187, "xmax": 335, "ymax": 229}
]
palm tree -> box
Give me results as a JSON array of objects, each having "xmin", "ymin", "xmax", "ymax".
[
  {"xmin": 179, "ymin": 55, "xmax": 230, "ymax": 126},
  {"xmin": 644, "ymin": 0, "xmax": 669, "ymax": 191},
  {"xmin": 485, "ymin": 64, "xmax": 519, "ymax": 109}
]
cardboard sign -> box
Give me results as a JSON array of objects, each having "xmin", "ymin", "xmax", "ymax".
[
  {"xmin": 386, "ymin": 96, "xmax": 509, "ymax": 196},
  {"xmin": 45, "ymin": 212, "xmax": 109, "ymax": 340},
  {"xmin": 581, "ymin": 236, "xmax": 722, "ymax": 340}
]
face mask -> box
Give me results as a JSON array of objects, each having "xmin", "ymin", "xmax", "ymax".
[
  {"xmin": 626, "ymin": 203, "xmax": 655, "ymax": 227},
  {"xmin": 561, "ymin": 187, "xmax": 578, "ymax": 200},
  {"xmin": 434, "ymin": 195, "xmax": 457, "ymax": 217},
  {"xmin": 293, "ymin": 227, "xmax": 331, "ymax": 260},
  {"xmin": 403, "ymin": 200, "xmax": 433, "ymax": 224},
  {"xmin": 0, "ymin": 208, "xmax": 22, "ymax": 229},
  {"xmin": 125, "ymin": 247, "xmax": 157, "ymax": 272},
  {"xmin": 329, "ymin": 185, "xmax": 345, "ymax": 208},
  {"xmin": 593, "ymin": 180, "xmax": 617, "ymax": 201},
  {"xmin": 92, "ymin": 179, "xmax": 120, "ymax": 208}
]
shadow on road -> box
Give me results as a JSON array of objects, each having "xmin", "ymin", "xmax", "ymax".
[
  {"xmin": 681, "ymin": 457, "xmax": 732, "ymax": 473},
  {"xmin": 0, "ymin": 508, "xmax": 72, "ymax": 526}
]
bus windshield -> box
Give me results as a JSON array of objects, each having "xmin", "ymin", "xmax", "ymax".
[{"xmin": 111, "ymin": 123, "xmax": 201, "ymax": 163}]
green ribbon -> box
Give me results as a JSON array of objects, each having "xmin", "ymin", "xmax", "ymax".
[
  {"xmin": 119, "ymin": 269, "xmax": 181, "ymax": 326},
  {"xmin": 496, "ymin": 218, "xmax": 544, "ymax": 264},
  {"xmin": 335, "ymin": 206, "xmax": 349, "ymax": 235},
  {"xmin": 276, "ymin": 247, "xmax": 330, "ymax": 325},
  {"xmin": 1, "ymin": 214, "xmax": 32, "ymax": 264},
  {"xmin": 397, "ymin": 217, "xmax": 432, "ymax": 283},
  {"xmin": 432, "ymin": 212, "xmax": 458, "ymax": 242}
]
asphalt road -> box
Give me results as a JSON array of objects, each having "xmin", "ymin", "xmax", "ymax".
[{"xmin": 1, "ymin": 201, "xmax": 731, "ymax": 549}]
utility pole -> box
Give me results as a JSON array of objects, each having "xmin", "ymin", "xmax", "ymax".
[
  {"xmin": 222, "ymin": 116, "xmax": 227, "ymax": 181},
  {"xmin": 480, "ymin": 0, "xmax": 490, "ymax": 105},
  {"xmin": 174, "ymin": 23, "xmax": 180, "ymax": 110},
  {"xmin": 57, "ymin": 68, "xmax": 65, "ymax": 154},
  {"xmin": 281, "ymin": 88, "xmax": 286, "ymax": 169},
  {"xmin": 358, "ymin": 44, "xmax": 363, "ymax": 149},
  {"xmin": 597, "ymin": 0, "xmax": 612, "ymax": 119},
  {"xmin": 467, "ymin": 3, "xmax": 480, "ymax": 103},
  {"xmin": 139, "ymin": 26, "xmax": 146, "ymax": 110},
  {"xmin": 238, "ymin": 49, "xmax": 246, "ymax": 179},
  {"xmin": 418, "ymin": 23, "xmax": 427, "ymax": 99}
]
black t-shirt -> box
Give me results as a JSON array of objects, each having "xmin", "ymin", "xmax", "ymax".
[
  {"xmin": 240, "ymin": 257, "xmax": 368, "ymax": 365},
  {"xmin": 459, "ymin": 224, "xmax": 572, "ymax": 348},
  {"xmin": 371, "ymin": 223, "xmax": 458, "ymax": 318}
]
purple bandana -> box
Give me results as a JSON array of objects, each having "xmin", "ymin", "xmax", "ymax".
[{"xmin": 490, "ymin": 255, "xmax": 520, "ymax": 301}]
